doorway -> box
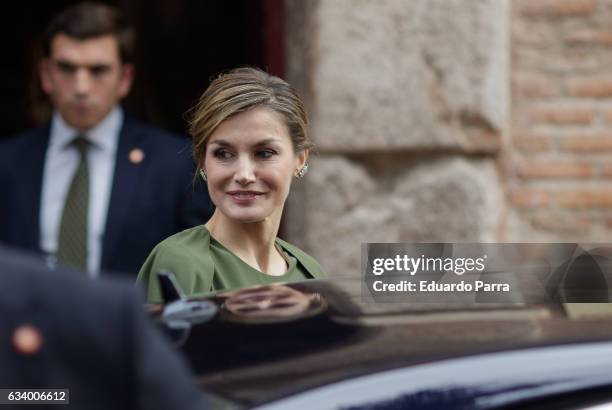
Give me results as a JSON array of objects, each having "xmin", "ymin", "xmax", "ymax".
[{"xmin": 0, "ymin": 0, "xmax": 284, "ymax": 138}]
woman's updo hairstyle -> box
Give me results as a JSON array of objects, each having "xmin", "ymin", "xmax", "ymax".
[{"xmin": 189, "ymin": 67, "xmax": 312, "ymax": 173}]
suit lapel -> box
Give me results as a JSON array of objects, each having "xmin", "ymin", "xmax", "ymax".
[
  {"xmin": 101, "ymin": 118, "xmax": 145, "ymax": 269},
  {"xmin": 20, "ymin": 128, "xmax": 50, "ymax": 250}
]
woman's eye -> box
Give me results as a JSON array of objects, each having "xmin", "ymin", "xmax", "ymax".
[
  {"xmin": 257, "ymin": 150, "xmax": 276, "ymax": 159},
  {"xmin": 213, "ymin": 149, "xmax": 233, "ymax": 159}
]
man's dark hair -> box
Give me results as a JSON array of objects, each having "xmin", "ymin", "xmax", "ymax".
[{"xmin": 43, "ymin": 2, "xmax": 135, "ymax": 63}]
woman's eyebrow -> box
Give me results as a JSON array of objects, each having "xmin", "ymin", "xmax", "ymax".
[
  {"xmin": 209, "ymin": 139, "xmax": 231, "ymax": 147},
  {"xmin": 209, "ymin": 138, "xmax": 282, "ymax": 147},
  {"xmin": 254, "ymin": 138, "xmax": 282, "ymax": 147}
]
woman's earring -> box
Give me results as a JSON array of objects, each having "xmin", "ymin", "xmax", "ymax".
[
  {"xmin": 295, "ymin": 162, "xmax": 309, "ymax": 178},
  {"xmin": 199, "ymin": 169, "xmax": 207, "ymax": 182}
]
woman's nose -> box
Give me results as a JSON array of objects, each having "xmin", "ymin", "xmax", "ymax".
[{"xmin": 234, "ymin": 158, "xmax": 256, "ymax": 185}]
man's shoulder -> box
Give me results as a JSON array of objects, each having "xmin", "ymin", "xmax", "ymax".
[
  {"xmin": 0, "ymin": 126, "xmax": 49, "ymax": 151},
  {"xmin": 123, "ymin": 117, "xmax": 188, "ymax": 149},
  {"xmin": 0, "ymin": 126, "xmax": 49, "ymax": 167},
  {"xmin": 121, "ymin": 117, "xmax": 195, "ymax": 169}
]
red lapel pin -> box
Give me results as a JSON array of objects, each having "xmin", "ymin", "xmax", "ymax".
[
  {"xmin": 12, "ymin": 324, "xmax": 43, "ymax": 356},
  {"xmin": 129, "ymin": 148, "xmax": 145, "ymax": 164}
]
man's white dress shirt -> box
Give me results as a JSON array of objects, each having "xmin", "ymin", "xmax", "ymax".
[{"xmin": 40, "ymin": 107, "xmax": 122, "ymax": 276}]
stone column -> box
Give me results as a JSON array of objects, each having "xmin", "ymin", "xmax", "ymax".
[{"xmin": 285, "ymin": 0, "xmax": 510, "ymax": 275}]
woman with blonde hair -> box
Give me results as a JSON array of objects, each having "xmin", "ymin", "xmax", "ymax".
[{"xmin": 138, "ymin": 67, "xmax": 325, "ymax": 302}]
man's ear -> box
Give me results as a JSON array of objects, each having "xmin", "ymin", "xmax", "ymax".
[
  {"xmin": 39, "ymin": 59, "xmax": 53, "ymax": 95},
  {"xmin": 118, "ymin": 63, "xmax": 135, "ymax": 98}
]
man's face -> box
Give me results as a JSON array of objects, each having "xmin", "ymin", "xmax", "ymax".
[{"xmin": 40, "ymin": 34, "xmax": 134, "ymax": 131}]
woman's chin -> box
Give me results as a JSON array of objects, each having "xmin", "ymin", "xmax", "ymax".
[
  {"xmin": 236, "ymin": 216, "xmax": 267, "ymax": 224},
  {"xmin": 223, "ymin": 209, "xmax": 269, "ymax": 224}
]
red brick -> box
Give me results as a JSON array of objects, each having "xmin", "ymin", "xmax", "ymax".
[
  {"xmin": 565, "ymin": 30, "xmax": 612, "ymax": 46},
  {"xmin": 517, "ymin": 0, "xmax": 598, "ymax": 16},
  {"xmin": 567, "ymin": 77, "xmax": 612, "ymax": 98},
  {"xmin": 558, "ymin": 190, "xmax": 612, "ymax": 208},
  {"xmin": 602, "ymin": 164, "xmax": 612, "ymax": 177},
  {"xmin": 512, "ymin": 134, "xmax": 554, "ymax": 152},
  {"xmin": 531, "ymin": 215, "xmax": 591, "ymax": 232},
  {"xmin": 512, "ymin": 74, "xmax": 560, "ymax": 98},
  {"xmin": 517, "ymin": 161, "xmax": 593, "ymax": 179},
  {"xmin": 529, "ymin": 107, "xmax": 593, "ymax": 125},
  {"xmin": 510, "ymin": 189, "xmax": 551, "ymax": 208},
  {"xmin": 559, "ymin": 135, "xmax": 612, "ymax": 152}
]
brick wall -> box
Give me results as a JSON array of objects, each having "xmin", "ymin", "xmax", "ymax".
[{"xmin": 510, "ymin": 0, "xmax": 612, "ymax": 239}]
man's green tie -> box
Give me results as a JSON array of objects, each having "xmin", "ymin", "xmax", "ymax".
[{"xmin": 57, "ymin": 136, "xmax": 89, "ymax": 271}]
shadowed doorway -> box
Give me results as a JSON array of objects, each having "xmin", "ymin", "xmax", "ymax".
[{"xmin": 0, "ymin": 0, "xmax": 284, "ymax": 138}]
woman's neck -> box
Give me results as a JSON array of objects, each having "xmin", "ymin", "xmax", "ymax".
[{"xmin": 205, "ymin": 210, "xmax": 286, "ymax": 275}]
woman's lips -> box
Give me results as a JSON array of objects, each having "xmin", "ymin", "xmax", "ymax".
[{"xmin": 227, "ymin": 191, "xmax": 265, "ymax": 202}]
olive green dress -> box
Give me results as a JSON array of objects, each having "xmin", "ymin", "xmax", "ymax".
[{"xmin": 137, "ymin": 226, "xmax": 326, "ymax": 303}]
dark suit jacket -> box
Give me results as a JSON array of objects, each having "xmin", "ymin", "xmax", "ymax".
[
  {"xmin": 0, "ymin": 245, "xmax": 207, "ymax": 410},
  {"xmin": 0, "ymin": 117, "xmax": 212, "ymax": 276}
]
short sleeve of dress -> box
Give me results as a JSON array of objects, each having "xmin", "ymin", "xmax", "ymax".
[
  {"xmin": 136, "ymin": 228, "xmax": 215, "ymax": 303},
  {"xmin": 137, "ymin": 243, "xmax": 174, "ymax": 303}
]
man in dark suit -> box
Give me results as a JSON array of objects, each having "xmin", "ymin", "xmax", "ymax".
[
  {"xmin": 0, "ymin": 3, "xmax": 212, "ymax": 276},
  {"xmin": 0, "ymin": 245, "xmax": 208, "ymax": 409}
]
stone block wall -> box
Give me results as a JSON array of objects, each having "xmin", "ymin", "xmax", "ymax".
[
  {"xmin": 284, "ymin": 0, "xmax": 509, "ymax": 275},
  {"xmin": 509, "ymin": 0, "xmax": 612, "ymax": 240}
]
